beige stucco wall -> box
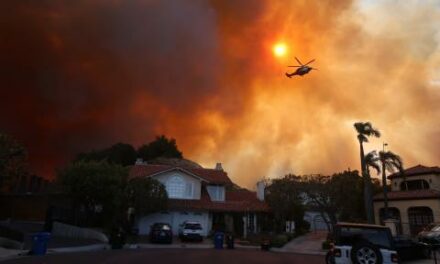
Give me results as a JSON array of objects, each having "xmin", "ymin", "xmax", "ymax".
[
  {"xmin": 391, "ymin": 173, "xmax": 440, "ymax": 191},
  {"xmin": 374, "ymin": 199, "xmax": 440, "ymax": 235},
  {"xmin": 152, "ymin": 170, "xmax": 202, "ymax": 200}
]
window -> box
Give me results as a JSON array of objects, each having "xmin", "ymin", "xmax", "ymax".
[
  {"xmin": 166, "ymin": 176, "xmax": 185, "ymax": 198},
  {"xmin": 400, "ymin": 179, "xmax": 429, "ymax": 191},
  {"xmin": 207, "ymin": 185, "xmax": 225, "ymax": 201},
  {"xmin": 408, "ymin": 207, "xmax": 434, "ymax": 235},
  {"xmin": 166, "ymin": 175, "xmax": 194, "ymax": 199}
]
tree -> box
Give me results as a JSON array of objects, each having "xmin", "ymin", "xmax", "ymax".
[
  {"xmin": 301, "ymin": 171, "xmax": 368, "ymax": 230},
  {"xmin": 0, "ymin": 133, "xmax": 28, "ymax": 193},
  {"xmin": 58, "ymin": 161, "xmax": 168, "ymax": 229},
  {"xmin": 58, "ymin": 161, "xmax": 128, "ymax": 227},
  {"xmin": 300, "ymin": 174, "xmax": 336, "ymax": 231},
  {"xmin": 137, "ymin": 135, "xmax": 183, "ymax": 161},
  {"xmin": 378, "ymin": 150, "xmax": 403, "ymax": 218},
  {"xmin": 75, "ymin": 143, "xmax": 137, "ymax": 167},
  {"xmin": 124, "ymin": 177, "xmax": 167, "ymax": 229},
  {"xmin": 354, "ymin": 122, "xmax": 381, "ymax": 224},
  {"xmin": 265, "ymin": 174, "xmax": 305, "ymax": 233}
]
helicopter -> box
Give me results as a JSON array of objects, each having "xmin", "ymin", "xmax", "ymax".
[{"xmin": 285, "ymin": 57, "xmax": 317, "ymax": 78}]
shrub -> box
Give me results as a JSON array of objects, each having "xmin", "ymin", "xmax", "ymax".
[
  {"xmin": 271, "ymin": 234, "xmax": 288, "ymax": 248},
  {"xmin": 322, "ymin": 240, "xmax": 331, "ymax": 250}
]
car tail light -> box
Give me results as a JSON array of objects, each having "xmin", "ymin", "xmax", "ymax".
[
  {"xmin": 333, "ymin": 248, "xmax": 341, "ymax": 257},
  {"xmin": 391, "ymin": 253, "xmax": 399, "ymax": 263}
]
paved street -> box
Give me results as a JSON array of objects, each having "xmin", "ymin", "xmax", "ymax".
[{"xmin": 1, "ymin": 248, "xmax": 324, "ymax": 264}]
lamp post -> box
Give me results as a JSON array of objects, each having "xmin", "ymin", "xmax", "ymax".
[{"xmin": 382, "ymin": 143, "xmax": 389, "ymax": 220}]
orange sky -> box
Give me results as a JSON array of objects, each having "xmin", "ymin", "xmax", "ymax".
[{"xmin": 1, "ymin": 0, "xmax": 439, "ymax": 188}]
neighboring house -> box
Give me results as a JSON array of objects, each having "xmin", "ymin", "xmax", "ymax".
[
  {"xmin": 373, "ymin": 164, "xmax": 440, "ymax": 236},
  {"xmin": 129, "ymin": 161, "xmax": 269, "ymax": 237},
  {"xmin": 303, "ymin": 210, "xmax": 330, "ymax": 232}
]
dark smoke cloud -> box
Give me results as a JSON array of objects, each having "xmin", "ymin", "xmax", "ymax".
[{"xmin": 1, "ymin": 0, "xmax": 439, "ymax": 188}]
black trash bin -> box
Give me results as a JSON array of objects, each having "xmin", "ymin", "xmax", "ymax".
[
  {"xmin": 261, "ymin": 239, "xmax": 270, "ymax": 251},
  {"xmin": 226, "ymin": 234, "xmax": 234, "ymax": 249}
]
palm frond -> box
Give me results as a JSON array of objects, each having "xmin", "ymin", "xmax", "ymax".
[
  {"xmin": 365, "ymin": 151, "xmax": 380, "ymax": 175},
  {"xmin": 379, "ymin": 150, "xmax": 404, "ymax": 174},
  {"xmin": 354, "ymin": 122, "xmax": 381, "ymax": 138}
]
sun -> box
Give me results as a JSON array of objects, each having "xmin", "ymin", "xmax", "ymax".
[{"xmin": 273, "ymin": 43, "xmax": 287, "ymax": 57}]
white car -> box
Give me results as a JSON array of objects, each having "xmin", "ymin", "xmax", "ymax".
[
  {"xmin": 326, "ymin": 222, "xmax": 400, "ymax": 264},
  {"xmin": 178, "ymin": 221, "xmax": 203, "ymax": 242}
]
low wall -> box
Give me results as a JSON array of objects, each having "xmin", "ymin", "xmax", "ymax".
[
  {"xmin": 0, "ymin": 237, "xmax": 24, "ymax": 249},
  {"xmin": 52, "ymin": 222, "xmax": 108, "ymax": 243}
]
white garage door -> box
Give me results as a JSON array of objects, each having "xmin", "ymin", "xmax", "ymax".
[{"xmin": 138, "ymin": 212, "xmax": 173, "ymax": 235}]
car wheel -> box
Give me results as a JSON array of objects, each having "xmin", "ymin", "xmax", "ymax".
[
  {"xmin": 422, "ymin": 247, "xmax": 432, "ymax": 259},
  {"xmin": 325, "ymin": 251, "xmax": 335, "ymax": 264},
  {"xmin": 350, "ymin": 242, "xmax": 383, "ymax": 264}
]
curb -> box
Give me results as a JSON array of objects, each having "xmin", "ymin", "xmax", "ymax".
[
  {"xmin": 136, "ymin": 243, "xmax": 212, "ymax": 249},
  {"xmin": 270, "ymin": 248, "xmax": 327, "ymax": 256},
  {"xmin": 47, "ymin": 244, "xmax": 109, "ymax": 253}
]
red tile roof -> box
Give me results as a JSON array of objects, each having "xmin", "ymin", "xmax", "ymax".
[
  {"xmin": 373, "ymin": 189, "xmax": 440, "ymax": 201},
  {"xmin": 168, "ymin": 189, "xmax": 270, "ymax": 212},
  {"xmin": 388, "ymin": 165, "xmax": 440, "ymax": 179},
  {"xmin": 129, "ymin": 164, "xmax": 233, "ymax": 185}
]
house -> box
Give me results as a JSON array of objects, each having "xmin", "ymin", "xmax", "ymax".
[
  {"xmin": 129, "ymin": 160, "xmax": 269, "ymax": 237},
  {"xmin": 373, "ymin": 164, "xmax": 440, "ymax": 236}
]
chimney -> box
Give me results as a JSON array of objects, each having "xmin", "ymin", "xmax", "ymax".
[
  {"xmin": 256, "ymin": 180, "xmax": 265, "ymax": 201},
  {"xmin": 215, "ymin": 163, "xmax": 223, "ymax": 171}
]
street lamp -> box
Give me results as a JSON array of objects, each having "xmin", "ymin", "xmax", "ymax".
[{"xmin": 382, "ymin": 143, "xmax": 389, "ymax": 220}]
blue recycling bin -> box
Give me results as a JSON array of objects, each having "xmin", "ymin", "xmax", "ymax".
[
  {"xmin": 32, "ymin": 232, "xmax": 51, "ymax": 255},
  {"xmin": 214, "ymin": 232, "xmax": 224, "ymax": 249}
]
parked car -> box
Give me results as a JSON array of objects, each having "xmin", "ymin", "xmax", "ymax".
[
  {"xmin": 149, "ymin": 223, "xmax": 173, "ymax": 244},
  {"xmin": 418, "ymin": 223, "xmax": 440, "ymax": 244},
  {"xmin": 178, "ymin": 221, "xmax": 203, "ymax": 242},
  {"xmin": 393, "ymin": 235, "xmax": 430, "ymax": 261},
  {"xmin": 326, "ymin": 222, "xmax": 400, "ymax": 264}
]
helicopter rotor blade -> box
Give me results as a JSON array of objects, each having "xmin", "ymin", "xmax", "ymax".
[
  {"xmin": 294, "ymin": 57, "xmax": 303, "ymax": 65},
  {"xmin": 311, "ymin": 67, "xmax": 318, "ymax": 71},
  {"xmin": 304, "ymin": 59, "xmax": 315, "ymax": 66},
  {"xmin": 287, "ymin": 65, "xmax": 301, "ymax": 67}
]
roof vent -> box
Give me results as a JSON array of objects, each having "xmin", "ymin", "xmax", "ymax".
[{"xmin": 215, "ymin": 163, "xmax": 223, "ymax": 171}]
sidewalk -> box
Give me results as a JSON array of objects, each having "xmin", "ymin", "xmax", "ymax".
[{"xmin": 0, "ymin": 247, "xmax": 27, "ymax": 262}]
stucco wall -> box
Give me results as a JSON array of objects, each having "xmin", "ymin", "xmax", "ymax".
[
  {"xmin": 374, "ymin": 199, "xmax": 440, "ymax": 235},
  {"xmin": 153, "ymin": 170, "xmax": 202, "ymax": 200},
  {"xmin": 391, "ymin": 173, "xmax": 440, "ymax": 191}
]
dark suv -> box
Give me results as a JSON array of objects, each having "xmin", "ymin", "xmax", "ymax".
[
  {"xmin": 327, "ymin": 222, "xmax": 399, "ymax": 264},
  {"xmin": 149, "ymin": 223, "xmax": 173, "ymax": 244}
]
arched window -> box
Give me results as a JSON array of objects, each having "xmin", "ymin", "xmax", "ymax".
[
  {"xmin": 166, "ymin": 176, "xmax": 185, "ymax": 198},
  {"xmin": 408, "ymin": 207, "xmax": 433, "ymax": 235}
]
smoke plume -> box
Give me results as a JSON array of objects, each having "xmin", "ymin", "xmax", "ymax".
[{"xmin": 1, "ymin": 0, "xmax": 439, "ymax": 188}]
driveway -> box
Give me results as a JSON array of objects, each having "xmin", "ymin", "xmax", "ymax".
[
  {"xmin": 1, "ymin": 248, "xmax": 324, "ymax": 264},
  {"xmin": 276, "ymin": 231, "xmax": 327, "ymax": 255}
]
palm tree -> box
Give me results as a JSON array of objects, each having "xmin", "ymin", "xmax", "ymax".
[
  {"xmin": 378, "ymin": 150, "xmax": 403, "ymax": 219},
  {"xmin": 354, "ymin": 122, "xmax": 381, "ymax": 224}
]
